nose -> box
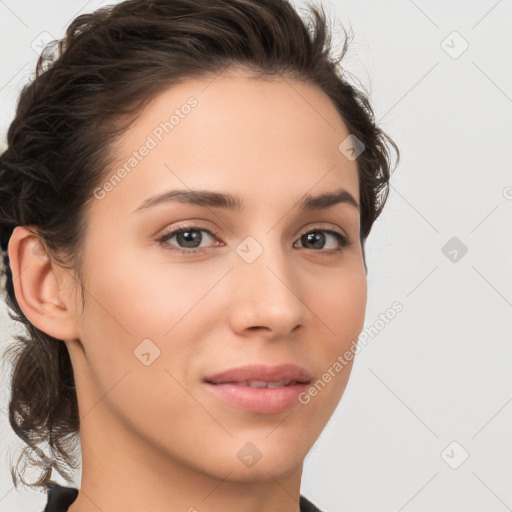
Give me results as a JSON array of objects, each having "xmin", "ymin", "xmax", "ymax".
[{"xmin": 227, "ymin": 242, "xmax": 310, "ymax": 339}]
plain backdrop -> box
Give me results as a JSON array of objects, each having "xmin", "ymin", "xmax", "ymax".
[{"xmin": 1, "ymin": 1, "xmax": 511, "ymax": 511}]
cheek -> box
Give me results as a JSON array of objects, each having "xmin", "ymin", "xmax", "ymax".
[
  {"xmin": 84, "ymin": 255, "xmax": 224, "ymax": 338},
  {"xmin": 75, "ymin": 258, "xmax": 213, "ymax": 418},
  {"xmin": 310, "ymin": 262, "xmax": 367, "ymax": 346},
  {"xmin": 293, "ymin": 266, "xmax": 366, "ymax": 434},
  {"xmin": 77, "ymin": 253, "xmax": 231, "ymax": 398}
]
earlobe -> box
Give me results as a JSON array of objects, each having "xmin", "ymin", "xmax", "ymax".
[{"xmin": 7, "ymin": 226, "xmax": 80, "ymax": 341}]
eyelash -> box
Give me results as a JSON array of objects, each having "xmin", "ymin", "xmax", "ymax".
[{"xmin": 156, "ymin": 224, "xmax": 350, "ymax": 255}]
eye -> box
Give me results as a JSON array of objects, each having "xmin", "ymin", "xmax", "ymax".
[
  {"xmin": 157, "ymin": 226, "xmax": 221, "ymax": 254},
  {"xmin": 294, "ymin": 228, "xmax": 349, "ymax": 253},
  {"xmin": 157, "ymin": 225, "xmax": 350, "ymax": 255}
]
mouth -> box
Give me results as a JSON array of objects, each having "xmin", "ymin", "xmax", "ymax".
[
  {"xmin": 202, "ymin": 363, "xmax": 312, "ymax": 414},
  {"xmin": 202, "ymin": 378, "xmax": 311, "ymax": 414}
]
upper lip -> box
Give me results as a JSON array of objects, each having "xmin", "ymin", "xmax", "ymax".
[{"xmin": 203, "ymin": 363, "xmax": 311, "ymax": 384}]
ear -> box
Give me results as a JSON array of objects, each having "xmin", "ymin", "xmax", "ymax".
[{"xmin": 7, "ymin": 225, "xmax": 81, "ymax": 342}]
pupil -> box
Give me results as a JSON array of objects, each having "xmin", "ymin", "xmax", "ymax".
[{"xmin": 177, "ymin": 230, "xmax": 202, "ymax": 248}]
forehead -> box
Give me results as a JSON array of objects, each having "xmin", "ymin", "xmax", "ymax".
[{"xmin": 96, "ymin": 71, "xmax": 360, "ymax": 214}]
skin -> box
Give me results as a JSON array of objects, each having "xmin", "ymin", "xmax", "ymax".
[{"xmin": 9, "ymin": 68, "xmax": 366, "ymax": 512}]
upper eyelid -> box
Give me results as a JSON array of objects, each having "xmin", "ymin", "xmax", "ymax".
[
  {"xmin": 159, "ymin": 224, "xmax": 220, "ymax": 239},
  {"xmin": 158, "ymin": 223, "xmax": 348, "ymax": 244}
]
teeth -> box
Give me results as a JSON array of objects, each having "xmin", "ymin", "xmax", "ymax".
[
  {"xmin": 242, "ymin": 379, "xmax": 293, "ymax": 388},
  {"xmin": 248, "ymin": 380, "xmax": 267, "ymax": 388},
  {"xmin": 266, "ymin": 380, "xmax": 287, "ymax": 388},
  {"xmin": 211, "ymin": 379, "xmax": 299, "ymax": 387}
]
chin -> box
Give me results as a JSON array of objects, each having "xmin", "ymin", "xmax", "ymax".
[
  {"xmin": 221, "ymin": 457, "xmax": 305, "ymax": 483},
  {"xmin": 229, "ymin": 440, "xmax": 307, "ymax": 482}
]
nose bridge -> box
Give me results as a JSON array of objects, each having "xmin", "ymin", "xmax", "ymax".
[{"xmin": 228, "ymin": 232, "xmax": 308, "ymax": 336}]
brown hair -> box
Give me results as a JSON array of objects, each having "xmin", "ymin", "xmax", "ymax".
[{"xmin": 0, "ymin": 0, "xmax": 399, "ymax": 491}]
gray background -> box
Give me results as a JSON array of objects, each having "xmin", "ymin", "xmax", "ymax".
[{"xmin": 1, "ymin": 1, "xmax": 511, "ymax": 511}]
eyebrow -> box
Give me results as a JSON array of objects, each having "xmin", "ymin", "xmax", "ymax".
[{"xmin": 132, "ymin": 187, "xmax": 360, "ymax": 213}]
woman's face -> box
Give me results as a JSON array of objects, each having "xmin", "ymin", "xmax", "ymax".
[{"xmin": 65, "ymin": 70, "xmax": 366, "ymax": 484}]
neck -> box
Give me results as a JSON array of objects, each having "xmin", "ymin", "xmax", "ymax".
[{"xmin": 67, "ymin": 397, "xmax": 304, "ymax": 512}]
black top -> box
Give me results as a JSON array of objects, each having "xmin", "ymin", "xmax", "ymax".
[{"xmin": 43, "ymin": 482, "xmax": 324, "ymax": 512}]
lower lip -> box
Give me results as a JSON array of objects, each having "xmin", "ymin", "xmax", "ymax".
[{"xmin": 203, "ymin": 382, "xmax": 310, "ymax": 414}]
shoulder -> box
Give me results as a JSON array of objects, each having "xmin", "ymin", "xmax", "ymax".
[
  {"xmin": 300, "ymin": 494, "xmax": 325, "ymax": 512},
  {"xmin": 43, "ymin": 482, "xmax": 79, "ymax": 512}
]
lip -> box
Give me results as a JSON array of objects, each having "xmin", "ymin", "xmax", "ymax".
[
  {"xmin": 203, "ymin": 363, "xmax": 311, "ymax": 385},
  {"xmin": 202, "ymin": 363, "xmax": 311, "ymax": 414},
  {"xmin": 204, "ymin": 363, "xmax": 311, "ymax": 384}
]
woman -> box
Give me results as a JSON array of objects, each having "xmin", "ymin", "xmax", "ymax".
[{"xmin": 0, "ymin": 0, "xmax": 399, "ymax": 511}]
